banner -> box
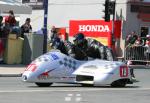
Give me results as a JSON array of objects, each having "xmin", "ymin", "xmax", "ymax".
[{"xmin": 69, "ymin": 20, "xmax": 121, "ymax": 46}]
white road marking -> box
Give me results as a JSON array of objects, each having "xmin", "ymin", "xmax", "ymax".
[
  {"xmin": 75, "ymin": 97, "xmax": 82, "ymax": 102},
  {"xmin": 65, "ymin": 93, "xmax": 82, "ymax": 102},
  {"xmin": 65, "ymin": 97, "xmax": 72, "ymax": 101},
  {"xmin": 0, "ymin": 88, "xmax": 150, "ymax": 93},
  {"xmin": 76, "ymin": 94, "xmax": 81, "ymax": 96},
  {"xmin": 67, "ymin": 94, "xmax": 73, "ymax": 96}
]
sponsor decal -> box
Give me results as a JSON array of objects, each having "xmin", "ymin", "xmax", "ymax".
[
  {"xmin": 79, "ymin": 25, "xmax": 110, "ymax": 32},
  {"xmin": 38, "ymin": 76, "xmax": 62, "ymax": 80},
  {"xmin": 80, "ymin": 71, "xmax": 95, "ymax": 74},
  {"xmin": 61, "ymin": 76, "xmax": 75, "ymax": 80},
  {"xmin": 36, "ymin": 56, "xmax": 49, "ymax": 62},
  {"xmin": 104, "ymin": 72, "xmax": 114, "ymax": 75},
  {"xmin": 104, "ymin": 63, "xmax": 119, "ymax": 69},
  {"xmin": 50, "ymin": 53, "xmax": 59, "ymax": 60},
  {"xmin": 120, "ymin": 66, "xmax": 128, "ymax": 77},
  {"xmin": 69, "ymin": 20, "xmax": 112, "ymax": 37},
  {"xmin": 83, "ymin": 65, "xmax": 98, "ymax": 69},
  {"xmin": 69, "ymin": 20, "xmax": 122, "ymax": 47},
  {"xmin": 38, "ymin": 69, "xmax": 55, "ymax": 80}
]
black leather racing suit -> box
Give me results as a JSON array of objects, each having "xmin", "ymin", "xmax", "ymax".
[
  {"xmin": 64, "ymin": 41, "xmax": 88, "ymax": 60},
  {"xmin": 51, "ymin": 38, "xmax": 116, "ymax": 61},
  {"xmin": 50, "ymin": 38, "xmax": 87, "ymax": 60},
  {"xmin": 74, "ymin": 38, "xmax": 116, "ymax": 61}
]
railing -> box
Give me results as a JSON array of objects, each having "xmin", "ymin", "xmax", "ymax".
[
  {"xmin": 128, "ymin": 0, "xmax": 142, "ymax": 2},
  {"xmin": 125, "ymin": 46, "xmax": 150, "ymax": 65}
]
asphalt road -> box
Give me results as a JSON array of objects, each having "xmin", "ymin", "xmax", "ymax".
[{"xmin": 0, "ymin": 69, "xmax": 150, "ymax": 103}]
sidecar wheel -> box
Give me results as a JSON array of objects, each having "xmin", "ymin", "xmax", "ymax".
[
  {"xmin": 111, "ymin": 80, "xmax": 126, "ymax": 87},
  {"xmin": 35, "ymin": 83, "xmax": 53, "ymax": 87}
]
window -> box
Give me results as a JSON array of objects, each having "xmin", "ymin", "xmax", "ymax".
[
  {"xmin": 140, "ymin": 26, "xmax": 149, "ymax": 37},
  {"xmin": 22, "ymin": 0, "xmax": 44, "ymax": 10},
  {"xmin": 37, "ymin": 0, "xmax": 43, "ymax": 2},
  {"xmin": 22, "ymin": 0, "xmax": 30, "ymax": 3}
]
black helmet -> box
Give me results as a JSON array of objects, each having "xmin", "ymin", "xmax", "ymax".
[
  {"xmin": 73, "ymin": 33, "xmax": 86, "ymax": 46},
  {"xmin": 74, "ymin": 33, "xmax": 85, "ymax": 41}
]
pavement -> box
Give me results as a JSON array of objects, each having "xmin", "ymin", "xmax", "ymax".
[{"xmin": 0, "ymin": 64, "xmax": 26, "ymax": 77}]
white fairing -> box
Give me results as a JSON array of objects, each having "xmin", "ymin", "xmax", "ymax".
[
  {"xmin": 22, "ymin": 50, "xmax": 133, "ymax": 86},
  {"xmin": 73, "ymin": 60, "xmax": 131, "ymax": 85}
]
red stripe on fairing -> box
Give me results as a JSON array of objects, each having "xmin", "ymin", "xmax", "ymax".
[
  {"xmin": 25, "ymin": 64, "xmax": 37, "ymax": 72},
  {"xmin": 40, "ymin": 69, "xmax": 56, "ymax": 76},
  {"xmin": 120, "ymin": 66, "xmax": 128, "ymax": 77}
]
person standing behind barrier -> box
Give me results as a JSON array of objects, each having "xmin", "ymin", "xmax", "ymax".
[
  {"xmin": 5, "ymin": 10, "xmax": 16, "ymax": 28},
  {"xmin": 21, "ymin": 18, "xmax": 32, "ymax": 38},
  {"xmin": 50, "ymin": 26, "xmax": 58, "ymax": 42},
  {"xmin": 0, "ymin": 16, "xmax": 4, "ymax": 38},
  {"xmin": 125, "ymin": 31, "xmax": 139, "ymax": 60},
  {"xmin": 145, "ymin": 35, "xmax": 150, "ymax": 64},
  {"xmin": 5, "ymin": 10, "xmax": 22, "ymax": 37},
  {"xmin": 126, "ymin": 31, "xmax": 138, "ymax": 48},
  {"xmin": 0, "ymin": 16, "xmax": 4, "ymax": 62}
]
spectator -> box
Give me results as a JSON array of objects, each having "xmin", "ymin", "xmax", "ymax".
[
  {"xmin": 0, "ymin": 16, "xmax": 9, "ymax": 47},
  {"xmin": 125, "ymin": 31, "xmax": 139, "ymax": 60},
  {"xmin": 5, "ymin": 10, "xmax": 22, "ymax": 36},
  {"xmin": 21, "ymin": 18, "xmax": 32, "ymax": 38},
  {"xmin": 0, "ymin": 16, "xmax": 4, "ymax": 38},
  {"xmin": 0, "ymin": 16, "xmax": 4, "ymax": 62},
  {"xmin": 134, "ymin": 37, "xmax": 144, "ymax": 46},
  {"xmin": 0, "ymin": 39, "xmax": 4, "ymax": 62},
  {"xmin": 50, "ymin": 26, "xmax": 58, "ymax": 42},
  {"xmin": 146, "ymin": 34, "xmax": 150, "ymax": 41},
  {"xmin": 126, "ymin": 31, "xmax": 138, "ymax": 48},
  {"xmin": 5, "ymin": 10, "xmax": 16, "ymax": 27},
  {"xmin": 145, "ymin": 35, "xmax": 150, "ymax": 64}
]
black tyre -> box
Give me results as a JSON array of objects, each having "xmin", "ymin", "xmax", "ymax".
[
  {"xmin": 81, "ymin": 84, "xmax": 94, "ymax": 87},
  {"xmin": 111, "ymin": 80, "xmax": 126, "ymax": 87},
  {"xmin": 35, "ymin": 83, "xmax": 53, "ymax": 87}
]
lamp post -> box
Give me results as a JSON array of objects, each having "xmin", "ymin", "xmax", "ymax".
[
  {"xmin": 43, "ymin": 0, "xmax": 48, "ymax": 53},
  {"xmin": 111, "ymin": 0, "xmax": 116, "ymax": 47}
]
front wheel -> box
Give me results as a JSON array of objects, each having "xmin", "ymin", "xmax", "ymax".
[
  {"xmin": 35, "ymin": 83, "xmax": 53, "ymax": 87},
  {"xmin": 81, "ymin": 84, "xmax": 94, "ymax": 87}
]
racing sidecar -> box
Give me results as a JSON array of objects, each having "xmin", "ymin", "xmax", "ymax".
[{"xmin": 22, "ymin": 50, "xmax": 134, "ymax": 87}]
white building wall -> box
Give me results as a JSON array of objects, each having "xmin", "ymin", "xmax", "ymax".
[
  {"xmin": 21, "ymin": 0, "xmax": 128, "ymax": 32},
  {"xmin": 20, "ymin": 0, "xmax": 108, "ymax": 31},
  {"xmin": 19, "ymin": 0, "xmax": 150, "ymax": 34},
  {"xmin": 20, "ymin": 10, "xmax": 44, "ymax": 31},
  {"xmin": 126, "ymin": 4, "xmax": 140, "ymax": 35},
  {"xmin": 47, "ymin": 0, "xmax": 105, "ymax": 28},
  {"xmin": 19, "ymin": 0, "xmax": 149, "ymax": 57}
]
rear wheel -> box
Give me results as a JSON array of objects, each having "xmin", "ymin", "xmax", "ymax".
[
  {"xmin": 35, "ymin": 83, "xmax": 53, "ymax": 87},
  {"xmin": 111, "ymin": 80, "xmax": 126, "ymax": 87}
]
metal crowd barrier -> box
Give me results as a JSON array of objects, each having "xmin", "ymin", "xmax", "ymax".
[{"xmin": 125, "ymin": 46, "xmax": 150, "ymax": 62}]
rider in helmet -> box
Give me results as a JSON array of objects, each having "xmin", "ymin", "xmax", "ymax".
[
  {"xmin": 51, "ymin": 36, "xmax": 68, "ymax": 55},
  {"xmin": 50, "ymin": 34, "xmax": 87, "ymax": 60},
  {"xmin": 73, "ymin": 33, "xmax": 116, "ymax": 61}
]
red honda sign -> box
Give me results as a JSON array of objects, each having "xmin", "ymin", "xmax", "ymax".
[
  {"xmin": 69, "ymin": 20, "xmax": 112, "ymax": 37},
  {"xmin": 69, "ymin": 20, "xmax": 121, "ymax": 47}
]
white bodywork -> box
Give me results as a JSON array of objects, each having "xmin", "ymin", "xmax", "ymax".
[{"xmin": 22, "ymin": 50, "xmax": 134, "ymax": 87}]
